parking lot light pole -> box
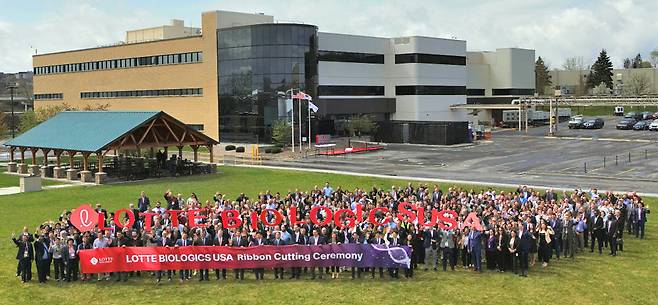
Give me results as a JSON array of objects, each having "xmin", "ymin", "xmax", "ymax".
[{"xmin": 8, "ymin": 83, "xmax": 17, "ymax": 138}]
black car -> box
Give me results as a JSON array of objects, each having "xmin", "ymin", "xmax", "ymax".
[
  {"xmin": 633, "ymin": 120, "xmax": 651, "ymax": 130},
  {"xmin": 616, "ymin": 118, "xmax": 637, "ymax": 130},
  {"xmin": 582, "ymin": 118, "xmax": 604, "ymax": 129},
  {"xmin": 624, "ymin": 112, "xmax": 643, "ymax": 121},
  {"xmin": 641, "ymin": 112, "xmax": 654, "ymax": 120}
]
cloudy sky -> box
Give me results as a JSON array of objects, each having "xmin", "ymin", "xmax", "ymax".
[{"xmin": 1, "ymin": 0, "xmax": 657, "ymax": 72}]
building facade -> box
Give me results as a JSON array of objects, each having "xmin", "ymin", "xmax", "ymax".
[{"xmin": 32, "ymin": 10, "xmax": 534, "ymax": 144}]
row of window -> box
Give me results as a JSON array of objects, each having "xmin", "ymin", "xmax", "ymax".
[
  {"xmin": 395, "ymin": 86, "xmax": 466, "ymax": 95},
  {"xmin": 34, "ymin": 52, "xmax": 203, "ymax": 75},
  {"xmin": 34, "ymin": 93, "xmax": 63, "ymax": 100},
  {"xmin": 492, "ymin": 88, "xmax": 535, "ymax": 96},
  {"xmin": 318, "ymin": 85, "xmax": 385, "ymax": 96},
  {"xmin": 318, "ymin": 50, "xmax": 384, "ymax": 64},
  {"xmin": 466, "ymin": 89, "xmax": 485, "ymax": 96},
  {"xmin": 80, "ymin": 88, "xmax": 203, "ymax": 99},
  {"xmin": 395, "ymin": 53, "xmax": 466, "ymax": 66}
]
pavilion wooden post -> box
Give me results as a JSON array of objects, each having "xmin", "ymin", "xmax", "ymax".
[
  {"xmin": 6, "ymin": 147, "xmax": 17, "ymax": 172},
  {"xmin": 9, "ymin": 147, "xmax": 14, "ymax": 162},
  {"xmin": 54, "ymin": 150, "xmax": 63, "ymax": 167},
  {"xmin": 79, "ymin": 152, "xmax": 92, "ymax": 183},
  {"xmin": 42, "ymin": 149, "xmax": 51, "ymax": 166},
  {"xmin": 16, "ymin": 147, "xmax": 27, "ymax": 174},
  {"xmin": 164, "ymin": 146, "xmax": 168, "ymax": 158},
  {"xmin": 28, "ymin": 148, "xmax": 40, "ymax": 176},
  {"xmin": 191, "ymin": 145, "xmax": 199, "ymax": 162},
  {"xmin": 19, "ymin": 147, "xmax": 25, "ymax": 163},
  {"xmin": 177, "ymin": 145, "xmax": 183, "ymax": 159},
  {"xmin": 67, "ymin": 151, "xmax": 76, "ymax": 167},
  {"xmin": 96, "ymin": 151, "xmax": 104, "ymax": 171},
  {"xmin": 52, "ymin": 150, "xmax": 64, "ymax": 178},
  {"xmin": 29, "ymin": 148, "xmax": 38, "ymax": 165},
  {"xmin": 207, "ymin": 145, "xmax": 214, "ymax": 163},
  {"xmin": 82, "ymin": 152, "xmax": 90, "ymax": 171}
]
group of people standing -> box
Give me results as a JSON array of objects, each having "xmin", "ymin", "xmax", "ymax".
[{"xmin": 12, "ymin": 183, "xmax": 649, "ymax": 284}]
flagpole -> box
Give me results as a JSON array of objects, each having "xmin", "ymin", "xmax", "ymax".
[
  {"xmin": 290, "ymin": 89, "xmax": 295, "ymax": 153},
  {"xmin": 308, "ymin": 98, "xmax": 311, "ymax": 149},
  {"xmin": 298, "ymin": 91, "xmax": 302, "ymax": 153}
]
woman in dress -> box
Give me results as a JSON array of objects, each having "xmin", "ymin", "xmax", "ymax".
[{"xmin": 537, "ymin": 220, "xmax": 555, "ymax": 267}]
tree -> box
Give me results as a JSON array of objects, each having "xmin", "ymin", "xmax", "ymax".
[
  {"xmin": 271, "ymin": 120, "xmax": 291, "ymax": 146},
  {"xmin": 0, "ymin": 111, "xmax": 8, "ymax": 136},
  {"xmin": 535, "ymin": 57, "xmax": 552, "ymax": 95},
  {"xmin": 562, "ymin": 56, "xmax": 586, "ymax": 71},
  {"xmin": 591, "ymin": 83, "xmax": 611, "ymax": 95},
  {"xmin": 587, "ymin": 49, "xmax": 614, "ymax": 89},
  {"xmin": 623, "ymin": 58, "xmax": 632, "ymax": 69},
  {"xmin": 18, "ymin": 110, "xmax": 38, "ymax": 133},
  {"xmin": 650, "ymin": 49, "xmax": 658, "ymax": 68},
  {"xmin": 623, "ymin": 73, "xmax": 652, "ymax": 95},
  {"xmin": 633, "ymin": 54, "xmax": 643, "ymax": 68},
  {"xmin": 345, "ymin": 115, "xmax": 378, "ymax": 137}
]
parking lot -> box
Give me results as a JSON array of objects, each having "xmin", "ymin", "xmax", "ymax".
[{"xmin": 267, "ymin": 116, "xmax": 658, "ymax": 194}]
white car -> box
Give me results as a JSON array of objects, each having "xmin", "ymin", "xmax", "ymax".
[{"xmin": 649, "ymin": 119, "xmax": 658, "ymax": 131}]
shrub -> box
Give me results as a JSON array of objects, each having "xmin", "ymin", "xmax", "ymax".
[
  {"xmin": 235, "ymin": 146, "xmax": 245, "ymax": 153},
  {"xmin": 225, "ymin": 145, "xmax": 236, "ymax": 151},
  {"xmin": 270, "ymin": 147, "xmax": 282, "ymax": 154},
  {"xmin": 264, "ymin": 147, "xmax": 273, "ymax": 153}
]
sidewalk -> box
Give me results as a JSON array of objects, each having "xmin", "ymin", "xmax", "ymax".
[{"xmin": 0, "ymin": 183, "xmax": 81, "ymax": 196}]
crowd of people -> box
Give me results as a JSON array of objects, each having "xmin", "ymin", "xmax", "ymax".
[{"xmin": 11, "ymin": 182, "xmax": 650, "ymax": 284}]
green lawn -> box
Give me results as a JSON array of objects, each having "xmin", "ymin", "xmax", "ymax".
[
  {"xmin": 0, "ymin": 172, "xmax": 62, "ymax": 188},
  {"xmin": 0, "ymin": 166, "xmax": 655, "ymax": 305}
]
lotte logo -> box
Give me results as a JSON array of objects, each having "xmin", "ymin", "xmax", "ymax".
[{"xmin": 90, "ymin": 257, "xmax": 98, "ymax": 265}]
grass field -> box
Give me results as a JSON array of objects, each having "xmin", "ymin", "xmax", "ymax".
[
  {"xmin": 0, "ymin": 172, "xmax": 61, "ymax": 188},
  {"xmin": 0, "ymin": 166, "xmax": 655, "ymax": 305}
]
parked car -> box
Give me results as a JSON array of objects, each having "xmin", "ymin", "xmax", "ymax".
[
  {"xmin": 614, "ymin": 106, "xmax": 624, "ymax": 116},
  {"xmin": 633, "ymin": 120, "xmax": 651, "ymax": 130},
  {"xmin": 624, "ymin": 112, "xmax": 643, "ymax": 121},
  {"xmin": 653, "ymin": 112, "xmax": 658, "ymax": 119},
  {"xmin": 616, "ymin": 118, "xmax": 637, "ymax": 130},
  {"xmin": 568, "ymin": 116, "xmax": 584, "ymax": 129},
  {"xmin": 649, "ymin": 119, "xmax": 658, "ymax": 131},
  {"xmin": 582, "ymin": 118, "xmax": 604, "ymax": 129},
  {"xmin": 640, "ymin": 111, "xmax": 654, "ymax": 120}
]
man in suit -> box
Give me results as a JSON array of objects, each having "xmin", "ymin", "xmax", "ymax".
[
  {"xmin": 12, "ymin": 233, "xmax": 34, "ymax": 283},
  {"xmin": 549, "ymin": 213, "xmax": 563, "ymax": 260},
  {"xmin": 386, "ymin": 230, "xmax": 400, "ymax": 278},
  {"xmin": 63, "ymin": 238, "xmax": 79, "ymax": 282},
  {"xmin": 290, "ymin": 227, "xmax": 306, "ymax": 279},
  {"xmin": 590, "ymin": 211, "xmax": 605, "ymax": 255},
  {"xmin": 562, "ymin": 211, "xmax": 576, "ymax": 259},
  {"xmin": 151, "ymin": 232, "xmax": 173, "ymax": 283},
  {"xmin": 33, "ymin": 235, "xmax": 50, "ymax": 283},
  {"xmin": 77, "ymin": 235, "xmax": 93, "ymax": 281},
  {"xmin": 518, "ymin": 223, "xmax": 533, "ymax": 277},
  {"xmin": 307, "ymin": 229, "xmax": 326, "ymax": 279},
  {"xmin": 369, "ymin": 231, "xmax": 386, "ymax": 278},
  {"xmin": 348, "ymin": 231, "xmax": 364, "ymax": 279},
  {"xmin": 633, "ymin": 203, "xmax": 649, "ymax": 239},
  {"xmin": 110, "ymin": 231, "xmax": 130, "ymax": 282},
  {"xmin": 250, "ymin": 232, "xmax": 266, "ymax": 280},
  {"xmin": 270, "ymin": 231, "xmax": 285, "ymax": 279},
  {"xmin": 175, "ymin": 232, "xmax": 192, "ymax": 282},
  {"xmin": 213, "ymin": 229, "xmax": 228, "ymax": 280},
  {"xmin": 193, "ymin": 232, "xmax": 211, "ymax": 281},
  {"xmin": 608, "ymin": 210, "xmax": 621, "ymax": 256},
  {"xmin": 423, "ymin": 227, "xmax": 440, "ymax": 271},
  {"xmin": 232, "ymin": 230, "xmax": 249, "ymax": 280},
  {"xmin": 137, "ymin": 191, "xmax": 150, "ymax": 212},
  {"xmin": 440, "ymin": 229, "xmax": 456, "ymax": 271},
  {"xmin": 468, "ymin": 228, "xmax": 482, "ymax": 272}
]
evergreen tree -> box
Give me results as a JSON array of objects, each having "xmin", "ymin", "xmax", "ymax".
[
  {"xmin": 587, "ymin": 49, "xmax": 614, "ymax": 89},
  {"xmin": 535, "ymin": 57, "xmax": 552, "ymax": 95}
]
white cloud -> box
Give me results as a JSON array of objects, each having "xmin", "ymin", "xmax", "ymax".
[{"xmin": 2, "ymin": 0, "xmax": 657, "ymax": 72}]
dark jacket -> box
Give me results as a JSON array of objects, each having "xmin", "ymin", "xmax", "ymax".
[{"xmin": 13, "ymin": 238, "xmax": 34, "ymax": 260}]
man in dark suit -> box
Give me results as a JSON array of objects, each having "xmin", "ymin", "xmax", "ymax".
[
  {"xmin": 194, "ymin": 232, "xmax": 211, "ymax": 281},
  {"xmin": 290, "ymin": 227, "xmax": 306, "ymax": 279},
  {"xmin": 250, "ymin": 232, "xmax": 266, "ymax": 280},
  {"xmin": 110, "ymin": 231, "xmax": 130, "ymax": 282},
  {"xmin": 308, "ymin": 229, "xmax": 326, "ymax": 279},
  {"xmin": 348, "ymin": 231, "xmax": 364, "ymax": 279},
  {"xmin": 468, "ymin": 228, "xmax": 483, "ymax": 272},
  {"xmin": 137, "ymin": 191, "xmax": 150, "ymax": 212},
  {"xmin": 633, "ymin": 203, "xmax": 649, "ymax": 239},
  {"xmin": 423, "ymin": 227, "xmax": 440, "ymax": 271},
  {"xmin": 213, "ymin": 229, "xmax": 228, "ymax": 280},
  {"xmin": 63, "ymin": 238, "xmax": 79, "ymax": 282},
  {"xmin": 270, "ymin": 231, "xmax": 286, "ymax": 279},
  {"xmin": 590, "ymin": 211, "xmax": 605, "ymax": 254},
  {"xmin": 33, "ymin": 235, "xmax": 50, "ymax": 283},
  {"xmin": 562, "ymin": 211, "xmax": 576, "ymax": 259},
  {"xmin": 12, "ymin": 233, "xmax": 34, "ymax": 283},
  {"xmin": 386, "ymin": 230, "xmax": 401, "ymax": 278},
  {"xmin": 232, "ymin": 230, "xmax": 249, "ymax": 280},
  {"xmin": 608, "ymin": 210, "xmax": 621, "ymax": 256},
  {"xmin": 369, "ymin": 231, "xmax": 385, "ymax": 278},
  {"xmin": 518, "ymin": 223, "xmax": 533, "ymax": 277},
  {"xmin": 175, "ymin": 232, "xmax": 192, "ymax": 282},
  {"xmin": 151, "ymin": 232, "xmax": 173, "ymax": 283}
]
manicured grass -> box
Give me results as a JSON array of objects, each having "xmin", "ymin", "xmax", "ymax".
[
  {"xmin": 0, "ymin": 172, "xmax": 62, "ymax": 188},
  {"xmin": 0, "ymin": 166, "xmax": 655, "ymax": 305}
]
